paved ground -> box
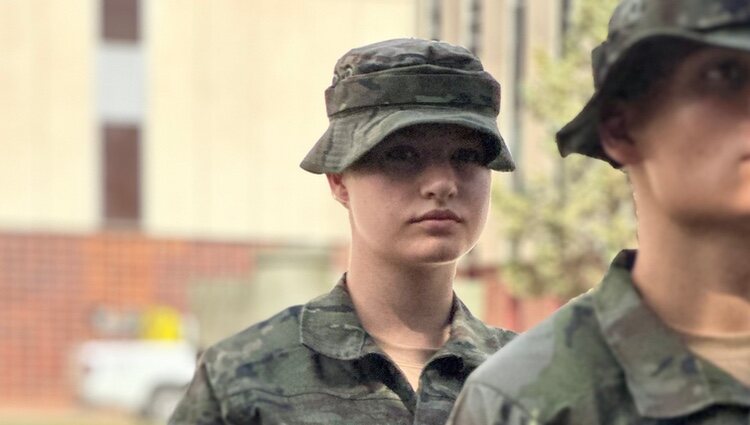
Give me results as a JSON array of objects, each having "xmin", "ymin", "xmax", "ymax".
[{"xmin": 0, "ymin": 408, "xmax": 152, "ymax": 425}]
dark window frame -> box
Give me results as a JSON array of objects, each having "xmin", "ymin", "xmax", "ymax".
[
  {"xmin": 101, "ymin": 0, "xmax": 140, "ymax": 42},
  {"xmin": 102, "ymin": 124, "xmax": 141, "ymax": 227}
]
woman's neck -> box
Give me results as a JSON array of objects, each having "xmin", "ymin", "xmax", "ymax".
[
  {"xmin": 345, "ymin": 249, "xmax": 456, "ymax": 349},
  {"xmin": 633, "ymin": 212, "xmax": 750, "ymax": 335}
]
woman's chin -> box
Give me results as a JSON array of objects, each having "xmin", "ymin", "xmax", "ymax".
[{"xmin": 399, "ymin": 243, "xmax": 468, "ymax": 266}]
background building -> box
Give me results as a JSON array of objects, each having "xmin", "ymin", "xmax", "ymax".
[{"xmin": 0, "ymin": 0, "xmax": 568, "ymax": 414}]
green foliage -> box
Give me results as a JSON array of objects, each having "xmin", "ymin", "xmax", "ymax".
[
  {"xmin": 527, "ymin": 0, "xmax": 618, "ymax": 130},
  {"xmin": 493, "ymin": 0, "xmax": 636, "ymax": 299}
]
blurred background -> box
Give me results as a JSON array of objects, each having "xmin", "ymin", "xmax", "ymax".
[{"xmin": 0, "ymin": 0, "xmax": 633, "ymax": 424}]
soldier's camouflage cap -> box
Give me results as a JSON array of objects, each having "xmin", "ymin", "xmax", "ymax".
[
  {"xmin": 557, "ymin": 0, "xmax": 750, "ymax": 166},
  {"xmin": 301, "ymin": 38, "xmax": 515, "ymax": 173}
]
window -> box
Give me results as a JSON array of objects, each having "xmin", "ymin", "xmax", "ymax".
[
  {"xmin": 102, "ymin": 0, "xmax": 140, "ymax": 42},
  {"xmin": 560, "ymin": 0, "xmax": 573, "ymax": 54},
  {"xmin": 467, "ymin": 0, "xmax": 482, "ymax": 55},
  {"xmin": 511, "ymin": 0, "xmax": 527, "ymax": 190},
  {"xmin": 430, "ymin": 0, "xmax": 442, "ymax": 40},
  {"xmin": 103, "ymin": 124, "xmax": 141, "ymax": 225}
]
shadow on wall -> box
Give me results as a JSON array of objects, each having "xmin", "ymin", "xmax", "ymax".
[{"xmin": 188, "ymin": 247, "xmax": 340, "ymax": 349}]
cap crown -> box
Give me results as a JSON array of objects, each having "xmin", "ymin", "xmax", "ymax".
[
  {"xmin": 331, "ymin": 38, "xmax": 484, "ymax": 86},
  {"xmin": 556, "ymin": 0, "xmax": 750, "ymax": 165},
  {"xmin": 594, "ymin": 0, "xmax": 750, "ymax": 89},
  {"xmin": 325, "ymin": 39, "xmax": 500, "ymax": 117},
  {"xmin": 301, "ymin": 38, "xmax": 515, "ymax": 174}
]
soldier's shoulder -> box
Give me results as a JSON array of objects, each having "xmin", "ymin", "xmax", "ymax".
[
  {"xmin": 201, "ymin": 304, "xmax": 306, "ymax": 373},
  {"xmin": 466, "ymin": 292, "xmax": 621, "ymax": 413},
  {"xmin": 218, "ymin": 304, "xmax": 302, "ymax": 349},
  {"xmin": 486, "ymin": 324, "xmax": 518, "ymax": 349}
]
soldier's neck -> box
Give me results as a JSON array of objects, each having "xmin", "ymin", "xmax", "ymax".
[
  {"xmin": 344, "ymin": 249, "xmax": 455, "ymax": 350},
  {"xmin": 632, "ymin": 211, "xmax": 750, "ymax": 336}
]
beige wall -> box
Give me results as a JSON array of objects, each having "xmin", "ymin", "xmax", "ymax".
[
  {"xmin": 146, "ymin": 0, "xmax": 420, "ymax": 243},
  {"xmin": 521, "ymin": 0, "xmax": 563, "ymax": 173},
  {"xmin": 0, "ymin": 0, "xmax": 97, "ymax": 232},
  {"xmin": 0, "ymin": 0, "xmax": 564, "ymax": 250},
  {"xmin": 474, "ymin": 0, "xmax": 564, "ymax": 265}
]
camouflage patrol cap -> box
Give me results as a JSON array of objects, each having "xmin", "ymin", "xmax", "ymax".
[
  {"xmin": 301, "ymin": 38, "xmax": 515, "ymax": 173},
  {"xmin": 557, "ymin": 0, "xmax": 750, "ymax": 166}
]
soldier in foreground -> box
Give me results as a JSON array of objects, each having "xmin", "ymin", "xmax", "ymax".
[
  {"xmin": 448, "ymin": 1, "xmax": 750, "ymax": 424},
  {"xmin": 169, "ymin": 38, "xmax": 517, "ymax": 425}
]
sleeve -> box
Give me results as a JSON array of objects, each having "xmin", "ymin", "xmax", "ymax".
[
  {"xmin": 168, "ymin": 359, "xmax": 229, "ymax": 425},
  {"xmin": 447, "ymin": 381, "xmax": 534, "ymax": 425}
]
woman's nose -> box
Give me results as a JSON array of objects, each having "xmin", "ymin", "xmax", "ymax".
[{"xmin": 419, "ymin": 160, "xmax": 458, "ymax": 201}]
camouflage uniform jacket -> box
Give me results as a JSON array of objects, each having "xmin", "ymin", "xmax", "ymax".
[
  {"xmin": 448, "ymin": 250, "xmax": 750, "ymax": 425},
  {"xmin": 170, "ymin": 277, "xmax": 516, "ymax": 425}
]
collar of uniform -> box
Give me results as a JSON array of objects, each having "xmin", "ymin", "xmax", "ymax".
[
  {"xmin": 592, "ymin": 249, "xmax": 750, "ymax": 418},
  {"xmin": 299, "ymin": 275, "xmax": 369, "ymax": 360},
  {"xmin": 299, "ymin": 275, "xmax": 500, "ymax": 366},
  {"xmin": 435, "ymin": 296, "xmax": 502, "ymax": 371}
]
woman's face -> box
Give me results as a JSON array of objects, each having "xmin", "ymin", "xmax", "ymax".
[
  {"xmin": 620, "ymin": 46, "xmax": 750, "ymax": 227},
  {"xmin": 328, "ymin": 124, "xmax": 492, "ymax": 266}
]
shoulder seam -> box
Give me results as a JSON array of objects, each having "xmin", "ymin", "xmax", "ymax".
[{"xmin": 465, "ymin": 380, "xmax": 536, "ymax": 419}]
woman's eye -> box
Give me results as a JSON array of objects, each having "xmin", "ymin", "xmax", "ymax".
[
  {"xmin": 384, "ymin": 146, "xmax": 419, "ymax": 162},
  {"xmin": 703, "ymin": 59, "xmax": 749, "ymax": 90},
  {"xmin": 452, "ymin": 148, "xmax": 485, "ymax": 165}
]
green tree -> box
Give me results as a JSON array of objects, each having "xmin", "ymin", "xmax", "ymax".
[{"xmin": 493, "ymin": 0, "xmax": 636, "ymax": 300}]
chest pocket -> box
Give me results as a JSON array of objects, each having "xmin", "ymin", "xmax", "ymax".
[
  {"xmin": 225, "ymin": 386, "xmax": 411, "ymax": 425},
  {"xmin": 223, "ymin": 353, "xmax": 412, "ymax": 425}
]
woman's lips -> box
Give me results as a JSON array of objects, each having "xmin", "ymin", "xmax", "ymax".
[{"xmin": 411, "ymin": 209, "xmax": 462, "ymax": 223}]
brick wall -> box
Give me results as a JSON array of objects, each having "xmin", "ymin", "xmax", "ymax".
[
  {"xmin": 0, "ymin": 231, "xmax": 260, "ymax": 405},
  {"xmin": 465, "ymin": 267, "xmax": 561, "ymax": 333},
  {"xmin": 0, "ymin": 231, "xmax": 559, "ymax": 407}
]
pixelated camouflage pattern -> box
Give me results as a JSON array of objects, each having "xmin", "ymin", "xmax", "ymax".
[
  {"xmin": 301, "ymin": 38, "xmax": 515, "ymax": 174},
  {"xmin": 169, "ymin": 277, "xmax": 516, "ymax": 425},
  {"xmin": 557, "ymin": 0, "xmax": 750, "ymax": 165},
  {"xmin": 448, "ymin": 250, "xmax": 750, "ymax": 425}
]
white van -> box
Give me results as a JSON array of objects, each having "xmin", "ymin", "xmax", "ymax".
[{"xmin": 74, "ymin": 339, "xmax": 197, "ymax": 423}]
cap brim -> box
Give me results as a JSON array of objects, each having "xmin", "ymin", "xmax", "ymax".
[
  {"xmin": 556, "ymin": 26, "xmax": 750, "ymax": 167},
  {"xmin": 301, "ymin": 106, "xmax": 515, "ymax": 173}
]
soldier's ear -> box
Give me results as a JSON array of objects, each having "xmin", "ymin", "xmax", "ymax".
[
  {"xmin": 599, "ymin": 103, "xmax": 642, "ymax": 166},
  {"xmin": 326, "ymin": 173, "xmax": 350, "ymax": 208}
]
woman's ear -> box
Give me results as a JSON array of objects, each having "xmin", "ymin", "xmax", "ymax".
[
  {"xmin": 326, "ymin": 173, "xmax": 350, "ymax": 208},
  {"xmin": 598, "ymin": 103, "xmax": 642, "ymax": 166}
]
